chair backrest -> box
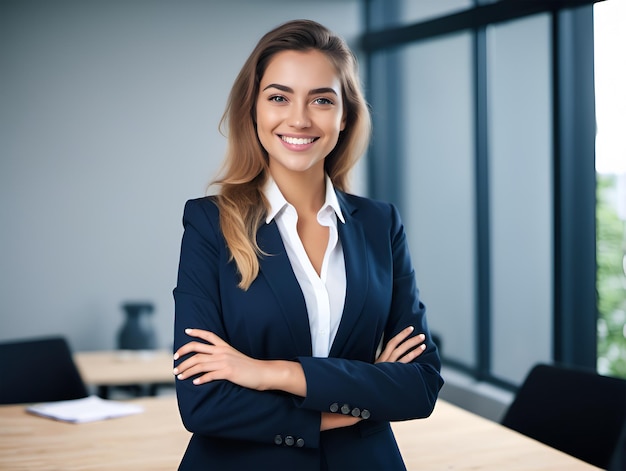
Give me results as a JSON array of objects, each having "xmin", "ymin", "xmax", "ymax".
[
  {"xmin": 0, "ymin": 336, "xmax": 88, "ymax": 404},
  {"xmin": 501, "ymin": 363, "xmax": 626, "ymax": 470}
]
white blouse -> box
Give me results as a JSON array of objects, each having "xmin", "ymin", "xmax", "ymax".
[{"xmin": 264, "ymin": 176, "xmax": 347, "ymax": 357}]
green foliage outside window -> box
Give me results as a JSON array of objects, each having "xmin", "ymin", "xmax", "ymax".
[{"xmin": 597, "ymin": 174, "xmax": 626, "ymax": 378}]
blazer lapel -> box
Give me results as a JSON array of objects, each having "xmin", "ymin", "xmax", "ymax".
[
  {"xmin": 256, "ymin": 221, "xmax": 313, "ymax": 356},
  {"xmin": 329, "ymin": 192, "xmax": 369, "ymax": 357}
]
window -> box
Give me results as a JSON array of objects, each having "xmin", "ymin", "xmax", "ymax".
[
  {"xmin": 487, "ymin": 14, "xmax": 553, "ymax": 384},
  {"xmin": 362, "ymin": 0, "xmax": 603, "ymax": 388},
  {"xmin": 594, "ymin": 0, "xmax": 626, "ymax": 379}
]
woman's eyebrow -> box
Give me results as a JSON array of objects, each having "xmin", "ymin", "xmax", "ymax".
[
  {"xmin": 262, "ymin": 83, "xmax": 338, "ymax": 96},
  {"xmin": 309, "ymin": 87, "xmax": 338, "ymax": 96}
]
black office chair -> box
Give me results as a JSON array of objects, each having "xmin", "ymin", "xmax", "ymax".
[
  {"xmin": 501, "ymin": 363, "xmax": 626, "ymax": 470},
  {"xmin": 0, "ymin": 336, "xmax": 88, "ymax": 404}
]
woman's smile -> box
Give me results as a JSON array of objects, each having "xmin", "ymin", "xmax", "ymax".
[{"xmin": 278, "ymin": 134, "xmax": 319, "ymax": 149}]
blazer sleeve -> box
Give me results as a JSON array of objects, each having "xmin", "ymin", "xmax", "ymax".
[
  {"xmin": 297, "ymin": 202, "xmax": 443, "ymax": 422},
  {"xmin": 173, "ymin": 198, "xmax": 321, "ymax": 448}
]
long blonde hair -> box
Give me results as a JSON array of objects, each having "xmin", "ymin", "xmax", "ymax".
[{"xmin": 212, "ymin": 19, "xmax": 371, "ymax": 290}]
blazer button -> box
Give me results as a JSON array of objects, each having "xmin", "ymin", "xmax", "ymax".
[
  {"xmin": 351, "ymin": 407, "xmax": 361, "ymax": 417},
  {"xmin": 296, "ymin": 438, "xmax": 305, "ymax": 448},
  {"xmin": 361, "ymin": 409, "xmax": 371, "ymax": 419},
  {"xmin": 285, "ymin": 435, "xmax": 295, "ymax": 447},
  {"xmin": 274, "ymin": 435, "xmax": 283, "ymax": 446},
  {"xmin": 341, "ymin": 404, "xmax": 351, "ymax": 415},
  {"xmin": 329, "ymin": 402, "xmax": 339, "ymax": 413}
]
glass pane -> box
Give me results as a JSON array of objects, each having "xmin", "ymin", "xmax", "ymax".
[
  {"xmin": 366, "ymin": 0, "xmax": 472, "ymax": 31},
  {"xmin": 487, "ymin": 14, "xmax": 553, "ymax": 384},
  {"xmin": 400, "ymin": 32, "xmax": 476, "ymax": 368},
  {"xmin": 399, "ymin": 0, "xmax": 473, "ymax": 25},
  {"xmin": 594, "ymin": 0, "xmax": 626, "ymax": 379}
]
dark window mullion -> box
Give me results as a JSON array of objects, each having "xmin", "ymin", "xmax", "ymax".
[
  {"xmin": 474, "ymin": 25, "xmax": 491, "ymax": 380},
  {"xmin": 553, "ymin": 6, "xmax": 597, "ymax": 368},
  {"xmin": 364, "ymin": 0, "xmax": 404, "ymax": 213}
]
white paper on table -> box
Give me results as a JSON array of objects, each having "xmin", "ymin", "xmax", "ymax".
[{"xmin": 26, "ymin": 395, "xmax": 144, "ymax": 423}]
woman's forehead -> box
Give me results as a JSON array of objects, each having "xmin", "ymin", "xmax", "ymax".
[{"xmin": 260, "ymin": 50, "xmax": 342, "ymax": 94}]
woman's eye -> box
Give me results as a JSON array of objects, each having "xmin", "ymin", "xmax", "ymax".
[
  {"xmin": 313, "ymin": 97, "xmax": 333, "ymax": 105},
  {"xmin": 269, "ymin": 95, "xmax": 287, "ymax": 103}
]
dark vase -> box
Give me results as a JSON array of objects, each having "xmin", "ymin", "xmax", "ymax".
[{"xmin": 118, "ymin": 302, "xmax": 157, "ymax": 350}]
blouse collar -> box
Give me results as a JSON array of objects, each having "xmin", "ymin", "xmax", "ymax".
[{"xmin": 264, "ymin": 174, "xmax": 345, "ymax": 224}]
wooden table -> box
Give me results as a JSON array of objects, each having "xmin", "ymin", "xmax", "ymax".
[
  {"xmin": 0, "ymin": 396, "xmax": 187, "ymax": 470},
  {"xmin": 74, "ymin": 350, "xmax": 174, "ymax": 398},
  {"xmin": 0, "ymin": 397, "xmax": 599, "ymax": 470},
  {"xmin": 392, "ymin": 401, "xmax": 601, "ymax": 470}
]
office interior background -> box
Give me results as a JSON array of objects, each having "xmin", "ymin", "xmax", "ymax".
[{"xmin": 1, "ymin": 0, "xmax": 624, "ymax": 421}]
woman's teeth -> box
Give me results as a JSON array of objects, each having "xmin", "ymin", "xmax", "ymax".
[{"xmin": 281, "ymin": 136, "xmax": 315, "ymax": 145}]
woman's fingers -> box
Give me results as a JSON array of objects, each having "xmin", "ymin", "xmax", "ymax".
[
  {"xmin": 390, "ymin": 334, "xmax": 426, "ymax": 363},
  {"xmin": 387, "ymin": 334, "xmax": 425, "ymax": 363},
  {"xmin": 376, "ymin": 326, "xmax": 413, "ymax": 362},
  {"xmin": 174, "ymin": 353, "xmax": 233, "ymax": 383},
  {"xmin": 376, "ymin": 326, "xmax": 427, "ymax": 364},
  {"xmin": 383, "ymin": 326, "xmax": 413, "ymax": 354},
  {"xmin": 172, "ymin": 330, "xmax": 265, "ymax": 389},
  {"xmin": 173, "ymin": 328, "xmax": 226, "ymax": 360},
  {"xmin": 174, "ymin": 340, "xmax": 213, "ymax": 360},
  {"xmin": 184, "ymin": 328, "xmax": 228, "ymax": 346},
  {"xmin": 174, "ymin": 354, "xmax": 212, "ymax": 379},
  {"xmin": 174, "ymin": 349, "xmax": 216, "ymax": 376},
  {"xmin": 173, "ymin": 332, "xmax": 232, "ymax": 375}
]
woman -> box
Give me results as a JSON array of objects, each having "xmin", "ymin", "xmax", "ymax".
[{"xmin": 172, "ymin": 19, "xmax": 443, "ymax": 470}]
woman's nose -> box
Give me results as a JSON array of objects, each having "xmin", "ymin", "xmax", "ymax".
[{"xmin": 287, "ymin": 104, "xmax": 311, "ymax": 128}]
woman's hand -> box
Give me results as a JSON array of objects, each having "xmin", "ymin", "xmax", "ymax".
[
  {"xmin": 321, "ymin": 328, "xmax": 426, "ymax": 432},
  {"xmin": 375, "ymin": 326, "xmax": 426, "ymax": 364},
  {"xmin": 173, "ymin": 328, "xmax": 267, "ymax": 390},
  {"xmin": 173, "ymin": 328, "xmax": 306, "ymax": 396}
]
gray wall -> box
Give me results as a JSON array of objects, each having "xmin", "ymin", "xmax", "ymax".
[{"xmin": 0, "ymin": 0, "xmax": 362, "ymax": 352}]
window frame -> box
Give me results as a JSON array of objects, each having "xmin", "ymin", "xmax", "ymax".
[{"xmin": 361, "ymin": 0, "xmax": 600, "ymax": 387}]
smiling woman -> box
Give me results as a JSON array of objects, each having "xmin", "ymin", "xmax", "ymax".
[{"xmin": 172, "ymin": 19, "xmax": 443, "ymax": 471}]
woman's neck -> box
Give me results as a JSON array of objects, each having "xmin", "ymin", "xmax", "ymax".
[{"xmin": 270, "ymin": 167, "xmax": 326, "ymax": 214}]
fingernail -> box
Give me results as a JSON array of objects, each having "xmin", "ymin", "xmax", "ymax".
[
  {"xmin": 408, "ymin": 326, "xmax": 415, "ymax": 332},
  {"xmin": 193, "ymin": 378, "xmax": 200, "ymax": 385},
  {"xmin": 419, "ymin": 334, "xmax": 426, "ymax": 340},
  {"xmin": 173, "ymin": 353, "xmax": 179, "ymax": 360},
  {"xmin": 177, "ymin": 374, "xmax": 184, "ymax": 380},
  {"xmin": 173, "ymin": 368, "xmax": 178, "ymax": 374},
  {"xmin": 185, "ymin": 328, "xmax": 192, "ymax": 334}
]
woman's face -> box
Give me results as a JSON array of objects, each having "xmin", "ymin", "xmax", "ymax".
[{"xmin": 256, "ymin": 49, "xmax": 345, "ymax": 179}]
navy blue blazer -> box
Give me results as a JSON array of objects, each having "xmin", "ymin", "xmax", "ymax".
[{"xmin": 173, "ymin": 191, "xmax": 443, "ymax": 471}]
